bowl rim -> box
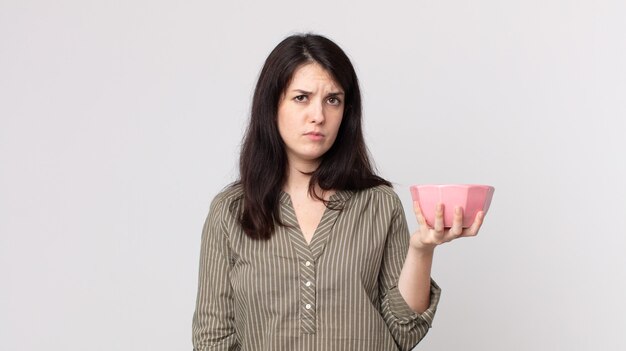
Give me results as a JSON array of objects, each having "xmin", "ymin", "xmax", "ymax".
[{"xmin": 410, "ymin": 184, "xmax": 494, "ymax": 189}]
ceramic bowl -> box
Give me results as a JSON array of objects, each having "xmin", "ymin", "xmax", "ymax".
[{"xmin": 410, "ymin": 184, "xmax": 495, "ymax": 228}]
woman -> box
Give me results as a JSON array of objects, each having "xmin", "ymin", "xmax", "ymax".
[{"xmin": 192, "ymin": 33, "xmax": 484, "ymax": 351}]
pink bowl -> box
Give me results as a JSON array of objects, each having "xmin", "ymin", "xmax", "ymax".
[{"xmin": 410, "ymin": 184, "xmax": 495, "ymax": 228}]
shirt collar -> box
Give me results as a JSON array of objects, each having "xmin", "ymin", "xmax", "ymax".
[{"xmin": 278, "ymin": 189, "xmax": 354, "ymax": 205}]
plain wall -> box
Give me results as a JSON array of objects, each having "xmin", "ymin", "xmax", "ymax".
[{"xmin": 1, "ymin": 0, "xmax": 625, "ymax": 350}]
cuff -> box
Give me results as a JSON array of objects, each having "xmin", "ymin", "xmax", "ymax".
[{"xmin": 387, "ymin": 278, "xmax": 442, "ymax": 325}]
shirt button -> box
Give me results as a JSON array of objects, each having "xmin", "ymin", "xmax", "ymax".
[
  {"xmin": 305, "ymin": 281, "xmax": 312, "ymax": 287},
  {"xmin": 305, "ymin": 304, "xmax": 312, "ymax": 310},
  {"xmin": 305, "ymin": 261, "xmax": 312, "ymax": 267}
]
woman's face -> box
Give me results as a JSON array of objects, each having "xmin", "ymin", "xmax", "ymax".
[{"xmin": 277, "ymin": 62, "xmax": 345, "ymax": 169}]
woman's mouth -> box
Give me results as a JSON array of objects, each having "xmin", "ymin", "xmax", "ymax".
[{"xmin": 305, "ymin": 132, "xmax": 324, "ymax": 141}]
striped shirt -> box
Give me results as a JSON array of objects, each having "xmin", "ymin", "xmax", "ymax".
[{"xmin": 192, "ymin": 184, "xmax": 441, "ymax": 351}]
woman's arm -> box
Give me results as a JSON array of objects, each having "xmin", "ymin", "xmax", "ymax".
[
  {"xmin": 399, "ymin": 202, "xmax": 484, "ymax": 313},
  {"xmin": 398, "ymin": 246, "xmax": 435, "ymax": 313},
  {"xmin": 192, "ymin": 196, "xmax": 238, "ymax": 351},
  {"xmin": 377, "ymin": 190, "xmax": 441, "ymax": 351}
]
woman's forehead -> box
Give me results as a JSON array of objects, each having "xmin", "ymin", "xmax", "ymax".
[{"xmin": 287, "ymin": 62, "xmax": 343, "ymax": 92}]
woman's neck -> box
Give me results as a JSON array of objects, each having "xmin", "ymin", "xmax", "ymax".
[
  {"xmin": 283, "ymin": 164, "xmax": 314, "ymax": 196},
  {"xmin": 283, "ymin": 160, "xmax": 333, "ymax": 201}
]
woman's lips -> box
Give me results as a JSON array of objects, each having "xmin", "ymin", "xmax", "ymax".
[{"xmin": 305, "ymin": 132, "xmax": 324, "ymax": 141}]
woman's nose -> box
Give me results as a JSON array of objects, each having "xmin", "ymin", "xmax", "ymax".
[{"xmin": 308, "ymin": 102, "xmax": 325, "ymax": 124}]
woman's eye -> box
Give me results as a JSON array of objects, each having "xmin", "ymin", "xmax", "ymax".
[
  {"xmin": 327, "ymin": 97, "xmax": 341, "ymax": 105},
  {"xmin": 294, "ymin": 95, "xmax": 307, "ymax": 102}
]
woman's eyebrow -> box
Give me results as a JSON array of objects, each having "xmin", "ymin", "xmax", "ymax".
[
  {"xmin": 289, "ymin": 89, "xmax": 345, "ymax": 96},
  {"xmin": 291, "ymin": 89, "xmax": 312, "ymax": 95}
]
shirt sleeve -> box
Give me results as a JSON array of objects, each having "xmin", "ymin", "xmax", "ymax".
[
  {"xmin": 192, "ymin": 196, "xmax": 239, "ymax": 351},
  {"xmin": 378, "ymin": 192, "xmax": 442, "ymax": 351}
]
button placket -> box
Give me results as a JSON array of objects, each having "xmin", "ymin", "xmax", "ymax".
[
  {"xmin": 300, "ymin": 258, "xmax": 317, "ymax": 334},
  {"xmin": 279, "ymin": 194, "xmax": 328, "ymax": 335}
]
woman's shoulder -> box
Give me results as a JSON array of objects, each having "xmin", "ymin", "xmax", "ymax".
[
  {"xmin": 358, "ymin": 184, "xmax": 400, "ymax": 198},
  {"xmin": 353, "ymin": 184, "xmax": 403, "ymax": 207},
  {"xmin": 210, "ymin": 182, "xmax": 244, "ymax": 209}
]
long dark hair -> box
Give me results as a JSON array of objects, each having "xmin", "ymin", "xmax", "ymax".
[{"xmin": 237, "ymin": 33, "xmax": 390, "ymax": 240}]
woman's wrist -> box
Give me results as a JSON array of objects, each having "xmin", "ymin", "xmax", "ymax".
[{"xmin": 409, "ymin": 242, "xmax": 436, "ymax": 257}]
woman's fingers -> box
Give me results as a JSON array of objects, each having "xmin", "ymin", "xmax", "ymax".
[
  {"xmin": 412, "ymin": 203, "xmax": 484, "ymax": 248},
  {"xmin": 448, "ymin": 206, "xmax": 464, "ymax": 238},
  {"xmin": 433, "ymin": 203, "xmax": 445, "ymax": 233},
  {"xmin": 413, "ymin": 201, "xmax": 428, "ymax": 228},
  {"xmin": 462, "ymin": 211, "xmax": 484, "ymax": 237}
]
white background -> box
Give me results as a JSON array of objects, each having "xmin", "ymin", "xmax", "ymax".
[{"xmin": 1, "ymin": 1, "xmax": 625, "ymax": 350}]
